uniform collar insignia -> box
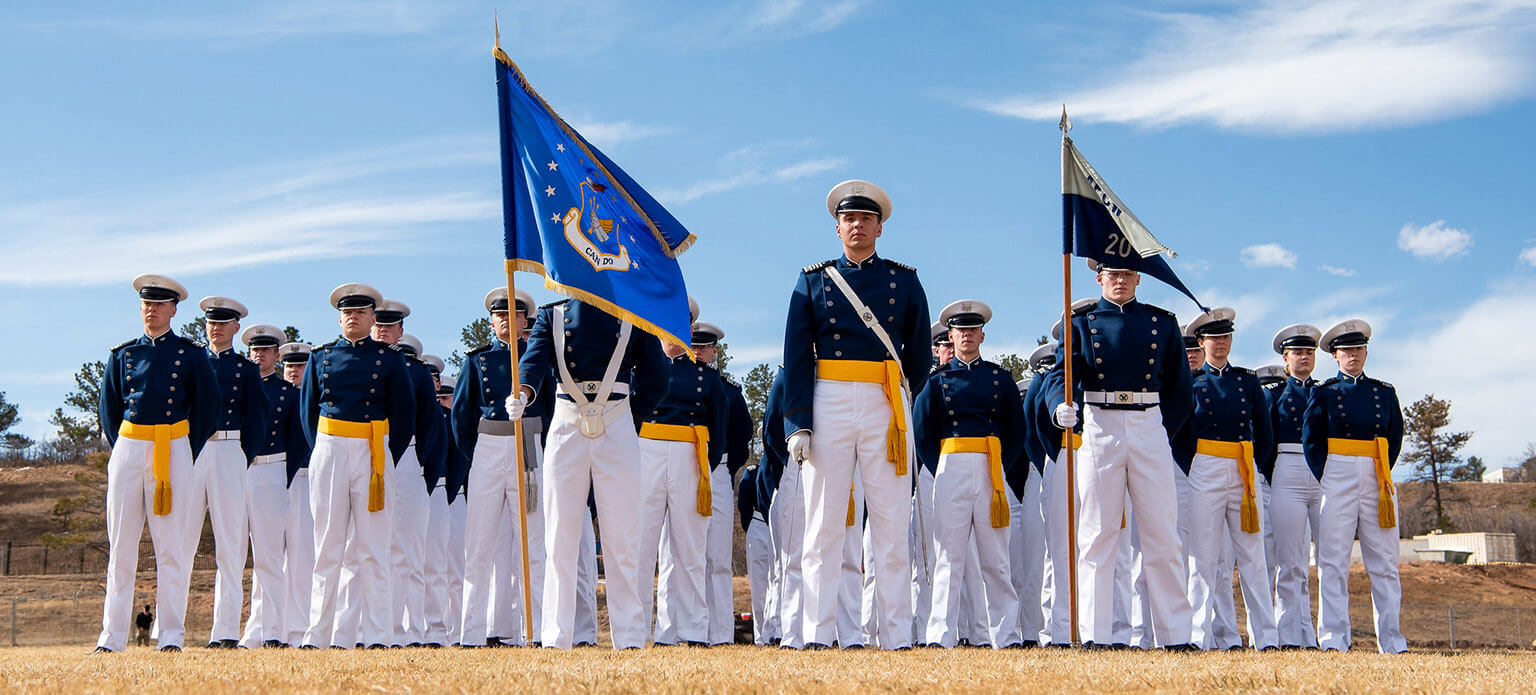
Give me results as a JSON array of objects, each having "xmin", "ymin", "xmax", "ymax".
[
  {"xmin": 839, "ymin": 252, "xmax": 880, "ymax": 269},
  {"xmin": 340, "ymin": 335, "xmax": 371, "ymax": 348},
  {"xmin": 1096, "ymin": 296, "xmax": 1137, "ymax": 312},
  {"xmin": 1337, "ymin": 370, "xmax": 1365, "ymax": 383}
]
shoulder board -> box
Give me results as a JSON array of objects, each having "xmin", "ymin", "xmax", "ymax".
[
  {"xmin": 1145, "ymin": 304, "xmax": 1177, "ymax": 319},
  {"xmin": 802, "ymin": 260, "xmax": 834, "ymax": 274},
  {"xmin": 721, "ymin": 374, "xmax": 740, "ymax": 388},
  {"xmin": 886, "ymin": 259, "xmax": 917, "ymax": 273},
  {"xmin": 1371, "ymin": 378, "xmax": 1394, "ymax": 389},
  {"xmin": 466, "ymin": 344, "xmax": 492, "ymax": 356},
  {"xmin": 1262, "ymin": 382, "xmax": 1281, "ymax": 390},
  {"xmin": 177, "ymin": 335, "xmax": 205, "ymax": 348},
  {"xmin": 1072, "ymin": 304, "xmax": 1094, "ymax": 316},
  {"xmin": 1320, "ymin": 377, "xmax": 1342, "ymax": 387},
  {"xmin": 1229, "ymin": 366, "xmax": 1253, "ymax": 376},
  {"xmin": 538, "ymin": 299, "xmax": 569, "ymax": 311},
  {"xmin": 111, "ymin": 339, "xmax": 137, "ymax": 352}
]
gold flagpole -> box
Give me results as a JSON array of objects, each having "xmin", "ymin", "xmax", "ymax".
[
  {"xmin": 497, "ymin": 11, "xmax": 536, "ymax": 645},
  {"xmin": 1059, "ymin": 107, "xmax": 1080, "ymax": 645}
]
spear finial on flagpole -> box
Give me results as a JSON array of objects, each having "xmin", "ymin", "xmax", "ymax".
[
  {"xmin": 1059, "ymin": 104, "xmax": 1071, "ymax": 137},
  {"xmin": 494, "ymin": 9, "xmax": 501, "ymax": 49}
]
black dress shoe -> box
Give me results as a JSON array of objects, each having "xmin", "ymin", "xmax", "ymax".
[
  {"xmin": 425, "ymin": 643, "xmax": 443, "ymax": 649},
  {"xmin": 803, "ymin": 642, "xmax": 831, "ymax": 651},
  {"xmin": 92, "ymin": 646, "xmax": 114, "ymax": 653},
  {"xmin": 841, "ymin": 644, "xmax": 865, "ymax": 650},
  {"xmin": 1163, "ymin": 643, "xmax": 1200, "ymax": 652},
  {"xmin": 1081, "ymin": 641, "xmax": 1110, "ymax": 651},
  {"xmin": 1020, "ymin": 640, "xmax": 1039, "ymax": 649},
  {"xmin": 298, "ymin": 644, "xmax": 321, "ymax": 650},
  {"xmin": 158, "ymin": 645, "xmax": 181, "ymax": 653},
  {"xmin": 406, "ymin": 642, "xmax": 423, "ymax": 648},
  {"xmin": 207, "ymin": 641, "xmax": 223, "ymax": 649},
  {"xmin": 574, "ymin": 641, "xmax": 596, "ymax": 648},
  {"xmin": 684, "ymin": 640, "xmax": 710, "ymax": 648},
  {"xmin": 366, "ymin": 643, "xmax": 389, "ymax": 650},
  {"xmin": 220, "ymin": 639, "xmax": 239, "ymax": 649}
]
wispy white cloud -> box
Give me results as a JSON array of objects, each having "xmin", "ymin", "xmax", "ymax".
[
  {"xmin": 567, "ymin": 120, "xmax": 673, "ymax": 149},
  {"xmin": 1398, "ymin": 220, "xmax": 1472, "ymax": 261},
  {"xmin": 1320, "ymin": 264, "xmax": 1357, "ymax": 277},
  {"xmin": 972, "ymin": 0, "xmax": 1536, "ymax": 133},
  {"xmin": 1241, "ymin": 243, "xmax": 1298, "ymax": 269},
  {"xmin": 30, "ymin": 0, "xmax": 465, "ymax": 41},
  {"xmin": 0, "ymin": 137, "xmax": 498, "ymax": 286},
  {"xmin": 748, "ymin": 0, "xmax": 871, "ymax": 35},
  {"xmin": 658, "ymin": 146, "xmax": 846, "ymax": 204},
  {"xmin": 1520, "ymin": 244, "xmax": 1536, "ymax": 267}
]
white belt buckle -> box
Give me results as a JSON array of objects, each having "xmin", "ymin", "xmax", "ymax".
[
  {"xmin": 578, "ymin": 403, "xmax": 605, "ymax": 439},
  {"xmin": 581, "ymin": 382, "xmax": 600, "ymax": 394},
  {"xmin": 1114, "ymin": 391, "xmax": 1134, "ymax": 405}
]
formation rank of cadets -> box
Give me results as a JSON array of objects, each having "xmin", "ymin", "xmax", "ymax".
[{"xmin": 93, "ymin": 179, "xmax": 1406, "ymax": 655}]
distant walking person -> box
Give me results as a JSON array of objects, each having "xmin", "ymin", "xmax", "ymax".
[{"xmin": 135, "ymin": 605, "xmax": 154, "ymax": 647}]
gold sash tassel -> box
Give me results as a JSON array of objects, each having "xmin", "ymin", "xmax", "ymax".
[
  {"xmin": 320, "ymin": 417, "xmax": 390, "ymax": 512},
  {"xmin": 119, "ymin": 420, "xmax": 189, "ymax": 516},
  {"xmin": 941, "ymin": 436, "xmax": 1009, "ymax": 529},
  {"xmin": 1196, "ymin": 438, "xmax": 1259, "ymax": 533},
  {"xmin": 640, "ymin": 422, "xmax": 714, "ymax": 517},
  {"xmin": 1329, "ymin": 436, "xmax": 1396, "ymax": 528}
]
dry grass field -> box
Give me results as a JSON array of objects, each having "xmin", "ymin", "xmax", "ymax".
[{"xmin": 2, "ymin": 644, "xmax": 1534, "ymax": 694}]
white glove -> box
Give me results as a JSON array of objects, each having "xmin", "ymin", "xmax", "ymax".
[
  {"xmin": 504, "ymin": 393, "xmax": 529, "ymax": 421},
  {"xmin": 787, "ymin": 431, "xmax": 812, "ymax": 463},
  {"xmin": 1053, "ymin": 403, "xmax": 1080, "ymax": 429}
]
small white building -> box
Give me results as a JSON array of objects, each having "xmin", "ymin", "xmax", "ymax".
[
  {"xmin": 1398, "ymin": 531, "xmax": 1521, "ymax": 564},
  {"xmin": 1482, "ymin": 467, "xmax": 1523, "ymax": 483}
]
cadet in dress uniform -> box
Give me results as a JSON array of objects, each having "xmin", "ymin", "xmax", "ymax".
[
  {"xmin": 512, "ymin": 297, "xmax": 670, "ymax": 649},
  {"xmin": 239, "ymin": 324, "xmax": 309, "ymax": 648},
  {"xmin": 384, "ymin": 329, "xmax": 446, "ymax": 645},
  {"xmin": 300, "ymin": 284, "xmax": 416, "ymax": 649},
  {"xmin": 908, "ymin": 321, "xmax": 951, "ymax": 643},
  {"xmin": 636, "ymin": 319, "xmax": 729, "ymax": 645},
  {"xmin": 192, "ymin": 296, "xmax": 268, "ymax": 648},
  {"xmin": 1303, "ymin": 319, "xmax": 1406, "ymax": 653},
  {"xmin": 702, "ymin": 324, "xmax": 752, "ymax": 645},
  {"xmin": 452, "ymin": 288, "xmax": 545, "ymax": 647},
  {"xmin": 740, "ymin": 464, "xmax": 773, "ymax": 645},
  {"xmin": 435, "ymin": 375, "xmax": 470, "ymax": 646},
  {"xmin": 1013, "ymin": 341, "xmax": 1055, "ymax": 647},
  {"xmin": 1178, "ymin": 309, "xmax": 1278, "ymax": 650},
  {"xmin": 95, "ymin": 275, "xmax": 218, "ymax": 653},
  {"xmin": 418, "ymin": 353, "xmax": 453, "ymax": 647},
  {"xmin": 1044, "ymin": 261, "xmax": 1195, "ymax": 649},
  {"xmin": 912, "ymin": 300, "xmax": 1025, "ymax": 648},
  {"xmin": 277, "ymin": 341, "xmax": 314, "ymax": 646},
  {"xmin": 1265, "ymin": 325, "xmax": 1323, "ymax": 649},
  {"xmin": 1032, "ymin": 301, "xmax": 1092, "ymax": 646},
  {"xmin": 760, "ymin": 367, "xmax": 803, "ymax": 647},
  {"xmin": 783, "ymin": 180, "xmax": 930, "ymax": 650}
]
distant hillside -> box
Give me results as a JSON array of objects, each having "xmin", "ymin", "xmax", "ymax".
[{"xmin": 1398, "ymin": 481, "xmax": 1536, "ymax": 561}]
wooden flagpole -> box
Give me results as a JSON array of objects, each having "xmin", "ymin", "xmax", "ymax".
[
  {"xmin": 1060, "ymin": 108, "xmax": 1080, "ymax": 645},
  {"xmin": 497, "ymin": 12, "xmax": 536, "ymax": 645}
]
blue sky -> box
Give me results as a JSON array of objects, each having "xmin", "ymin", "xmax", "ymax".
[{"xmin": 3, "ymin": 1, "xmax": 1535, "ymax": 475}]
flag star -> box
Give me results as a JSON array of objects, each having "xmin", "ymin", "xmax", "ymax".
[
  {"xmin": 545, "ymin": 185, "xmax": 556, "ymax": 197},
  {"xmin": 556, "ymin": 144, "xmax": 566, "ymax": 152},
  {"xmin": 547, "ymin": 161, "xmax": 558, "ymax": 171},
  {"xmin": 550, "ymin": 213, "xmax": 560, "ymax": 222}
]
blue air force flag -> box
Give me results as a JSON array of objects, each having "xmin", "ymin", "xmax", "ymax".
[
  {"xmin": 1061, "ymin": 136, "xmax": 1205, "ymax": 310},
  {"xmin": 495, "ymin": 47, "xmax": 696, "ymax": 352}
]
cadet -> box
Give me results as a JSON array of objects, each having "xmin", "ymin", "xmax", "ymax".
[
  {"xmin": 701, "ymin": 323, "xmax": 752, "ymax": 646},
  {"xmin": 1044, "ymin": 261, "xmax": 1195, "ymax": 649},
  {"xmin": 388, "ymin": 329, "xmax": 446, "ymax": 645},
  {"xmin": 1032, "ymin": 301, "xmax": 1091, "ymax": 646},
  {"xmin": 95, "ymin": 274, "xmax": 218, "ymax": 653},
  {"xmin": 277, "ymin": 341, "xmax": 314, "ymax": 646},
  {"xmin": 239, "ymin": 324, "xmax": 309, "ymax": 648},
  {"xmin": 300, "ymin": 284, "xmax": 416, "ymax": 649},
  {"xmin": 636, "ymin": 318, "xmax": 729, "ymax": 645},
  {"xmin": 513, "ymin": 297, "xmax": 670, "ymax": 649},
  {"xmin": 782, "ymin": 180, "xmax": 930, "ymax": 650},
  {"xmin": 452, "ymin": 288, "xmax": 545, "ymax": 647},
  {"xmin": 435, "ymin": 374, "xmax": 470, "ymax": 646},
  {"xmin": 1179, "ymin": 308, "xmax": 1277, "ymax": 650},
  {"xmin": 909, "ymin": 321, "xmax": 951, "ymax": 642},
  {"xmin": 1014, "ymin": 341, "xmax": 1055, "ymax": 646},
  {"xmin": 192, "ymin": 296, "xmax": 268, "ymax": 648},
  {"xmin": 1303, "ymin": 319, "xmax": 1406, "ymax": 653},
  {"xmin": 740, "ymin": 464, "xmax": 773, "ymax": 645},
  {"xmin": 912, "ymin": 300, "xmax": 1025, "ymax": 648},
  {"xmin": 420, "ymin": 353, "xmax": 454, "ymax": 647},
  {"xmin": 1266, "ymin": 325, "xmax": 1323, "ymax": 649},
  {"xmin": 760, "ymin": 367, "xmax": 802, "ymax": 648}
]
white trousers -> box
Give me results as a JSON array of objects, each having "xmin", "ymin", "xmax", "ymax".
[
  {"xmin": 240, "ymin": 459, "xmax": 289, "ymax": 647},
  {"xmin": 98, "ymin": 434, "xmax": 197, "ymax": 651},
  {"xmin": 1317, "ymin": 453, "xmax": 1405, "ymax": 653},
  {"xmin": 802, "ymin": 379, "xmax": 913, "ymax": 649},
  {"xmin": 639, "ymin": 437, "xmax": 711, "ymax": 644},
  {"xmin": 189, "ymin": 437, "xmax": 249, "ymax": 642},
  {"xmin": 1270, "ymin": 452, "xmax": 1321, "ymax": 647},
  {"xmin": 1012, "ymin": 475, "xmax": 1046, "ymax": 644},
  {"xmin": 1038, "ymin": 453, "xmax": 1074, "ymax": 644},
  {"xmin": 926, "ymin": 451, "xmax": 1021, "ymax": 648},
  {"xmin": 705, "ymin": 464, "xmax": 736, "ymax": 644},
  {"xmin": 283, "ymin": 469, "xmax": 314, "ymax": 646},
  {"xmin": 575, "ymin": 507, "xmax": 599, "ymax": 645},
  {"xmin": 463, "ymin": 431, "xmax": 544, "ymax": 645},
  {"xmin": 771, "ymin": 459, "xmax": 806, "ymax": 648},
  {"xmin": 1075, "ymin": 406, "xmax": 1192, "ymax": 646},
  {"xmin": 860, "ymin": 524, "xmax": 881, "ymax": 646},
  {"xmin": 423, "ymin": 485, "xmax": 452, "ymax": 645},
  {"xmin": 908, "ymin": 466, "xmax": 936, "ymax": 645},
  {"xmin": 389, "ymin": 445, "xmax": 429, "ymax": 645},
  {"xmin": 746, "ymin": 515, "xmax": 773, "ymax": 644},
  {"xmin": 1111, "ymin": 499, "xmax": 1135, "ymax": 646},
  {"xmin": 305, "ymin": 433, "xmax": 391, "ymax": 648},
  {"xmin": 837, "ymin": 477, "xmax": 866, "ymax": 647},
  {"xmin": 761, "ymin": 499, "xmax": 783, "ymax": 644},
  {"xmin": 541, "ymin": 397, "xmax": 646, "ymax": 649},
  {"xmin": 445, "ymin": 496, "xmax": 466, "ymax": 645},
  {"xmin": 1126, "ymin": 496, "xmax": 1157, "ymax": 648},
  {"xmin": 1187, "ymin": 452, "xmax": 1278, "ymax": 649}
]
